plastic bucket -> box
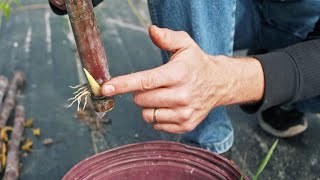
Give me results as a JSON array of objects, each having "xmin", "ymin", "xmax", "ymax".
[{"xmin": 63, "ymin": 141, "xmax": 248, "ymax": 180}]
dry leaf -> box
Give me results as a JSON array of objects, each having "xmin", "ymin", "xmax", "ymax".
[
  {"xmin": 42, "ymin": 138, "xmax": 54, "ymax": 146},
  {"xmin": 32, "ymin": 128, "xmax": 41, "ymax": 137},
  {"xmin": 0, "ymin": 126, "xmax": 13, "ymax": 142},
  {"xmin": 22, "ymin": 138, "xmax": 33, "ymax": 152},
  {"xmin": 24, "ymin": 118, "xmax": 34, "ymax": 128},
  {"xmin": 1, "ymin": 143, "xmax": 6, "ymax": 167}
]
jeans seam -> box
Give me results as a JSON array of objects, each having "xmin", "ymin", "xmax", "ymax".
[
  {"xmin": 229, "ymin": 1, "xmax": 236, "ymax": 55},
  {"xmin": 147, "ymin": 0, "xmax": 159, "ymax": 26}
]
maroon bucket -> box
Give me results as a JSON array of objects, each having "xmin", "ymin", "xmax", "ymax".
[{"xmin": 63, "ymin": 141, "xmax": 248, "ymax": 180}]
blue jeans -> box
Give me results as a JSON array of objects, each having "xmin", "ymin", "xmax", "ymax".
[{"xmin": 148, "ymin": 0, "xmax": 320, "ymax": 153}]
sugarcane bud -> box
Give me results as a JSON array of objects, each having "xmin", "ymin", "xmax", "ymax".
[{"xmin": 83, "ymin": 68, "xmax": 102, "ymax": 97}]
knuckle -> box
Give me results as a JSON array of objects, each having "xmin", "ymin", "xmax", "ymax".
[
  {"xmin": 176, "ymin": 91, "xmax": 191, "ymax": 106},
  {"xmin": 132, "ymin": 94, "xmax": 142, "ymax": 105},
  {"xmin": 179, "ymin": 31, "xmax": 193, "ymax": 44},
  {"xmin": 141, "ymin": 110, "xmax": 150, "ymax": 122},
  {"xmin": 169, "ymin": 70, "xmax": 185, "ymax": 84},
  {"xmin": 140, "ymin": 72, "xmax": 156, "ymax": 90},
  {"xmin": 181, "ymin": 123, "xmax": 195, "ymax": 132},
  {"xmin": 179, "ymin": 31, "xmax": 190, "ymax": 38},
  {"xmin": 180, "ymin": 109, "xmax": 193, "ymax": 121},
  {"xmin": 170, "ymin": 62, "xmax": 189, "ymax": 82}
]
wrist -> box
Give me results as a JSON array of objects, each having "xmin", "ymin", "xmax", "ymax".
[{"xmin": 211, "ymin": 55, "xmax": 265, "ymax": 106}]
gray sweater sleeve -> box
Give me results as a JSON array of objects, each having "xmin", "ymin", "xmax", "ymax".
[{"xmin": 241, "ymin": 18, "xmax": 320, "ymax": 113}]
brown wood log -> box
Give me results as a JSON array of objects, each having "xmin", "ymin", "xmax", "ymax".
[{"xmin": 3, "ymin": 105, "xmax": 25, "ymax": 180}]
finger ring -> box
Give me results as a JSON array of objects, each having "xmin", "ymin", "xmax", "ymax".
[{"xmin": 152, "ymin": 108, "xmax": 158, "ymax": 124}]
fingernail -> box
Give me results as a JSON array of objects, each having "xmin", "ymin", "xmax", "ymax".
[{"xmin": 102, "ymin": 84, "xmax": 115, "ymax": 95}]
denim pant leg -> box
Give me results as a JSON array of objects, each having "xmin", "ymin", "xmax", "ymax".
[
  {"xmin": 295, "ymin": 96, "xmax": 320, "ymax": 113},
  {"xmin": 147, "ymin": 0, "xmax": 237, "ymax": 153}
]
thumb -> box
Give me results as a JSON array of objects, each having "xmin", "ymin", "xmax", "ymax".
[{"xmin": 149, "ymin": 25, "xmax": 194, "ymax": 52}]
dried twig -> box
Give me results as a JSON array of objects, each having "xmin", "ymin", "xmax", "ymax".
[{"xmin": 3, "ymin": 105, "xmax": 25, "ymax": 180}]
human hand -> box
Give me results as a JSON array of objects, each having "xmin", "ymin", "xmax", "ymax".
[{"xmin": 101, "ymin": 26, "xmax": 265, "ymax": 134}]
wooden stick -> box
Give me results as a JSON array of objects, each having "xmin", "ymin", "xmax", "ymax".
[
  {"xmin": 3, "ymin": 105, "xmax": 25, "ymax": 180},
  {"xmin": 0, "ymin": 71, "xmax": 25, "ymax": 128},
  {"xmin": 0, "ymin": 76, "xmax": 9, "ymax": 110}
]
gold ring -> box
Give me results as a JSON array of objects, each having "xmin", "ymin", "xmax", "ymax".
[{"xmin": 152, "ymin": 108, "xmax": 158, "ymax": 124}]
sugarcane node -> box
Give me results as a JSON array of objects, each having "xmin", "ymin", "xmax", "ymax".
[{"xmin": 91, "ymin": 95, "xmax": 115, "ymax": 113}]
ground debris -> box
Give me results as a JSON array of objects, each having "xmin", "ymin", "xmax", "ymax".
[
  {"xmin": 21, "ymin": 152, "xmax": 28, "ymax": 158},
  {"xmin": 74, "ymin": 108, "xmax": 110, "ymax": 154},
  {"xmin": 74, "ymin": 109, "xmax": 107, "ymax": 132},
  {"xmin": 42, "ymin": 138, "xmax": 54, "ymax": 146},
  {"xmin": 24, "ymin": 118, "xmax": 34, "ymax": 128},
  {"xmin": 32, "ymin": 128, "xmax": 41, "ymax": 137},
  {"xmin": 0, "ymin": 127, "xmax": 13, "ymax": 142},
  {"xmin": 1, "ymin": 143, "xmax": 6, "ymax": 167},
  {"xmin": 21, "ymin": 138, "xmax": 33, "ymax": 152}
]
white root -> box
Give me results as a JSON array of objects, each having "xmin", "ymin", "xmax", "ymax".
[
  {"xmin": 69, "ymin": 84, "xmax": 86, "ymax": 89},
  {"xmin": 68, "ymin": 84, "xmax": 91, "ymax": 111}
]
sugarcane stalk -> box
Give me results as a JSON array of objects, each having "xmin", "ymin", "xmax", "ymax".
[
  {"xmin": 3, "ymin": 105, "xmax": 25, "ymax": 180},
  {"xmin": 0, "ymin": 71, "xmax": 24, "ymax": 172},
  {"xmin": 65, "ymin": 0, "xmax": 114, "ymax": 113},
  {"xmin": 0, "ymin": 76, "xmax": 9, "ymax": 110},
  {"xmin": 0, "ymin": 71, "xmax": 25, "ymax": 128}
]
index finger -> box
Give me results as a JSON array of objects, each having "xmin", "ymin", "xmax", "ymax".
[{"xmin": 102, "ymin": 63, "xmax": 181, "ymax": 96}]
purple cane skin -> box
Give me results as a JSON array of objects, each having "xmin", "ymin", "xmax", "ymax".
[
  {"xmin": 65, "ymin": 0, "xmax": 114, "ymax": 112},
  {"xmin": 65, "ymin": 0, "xmax": 110, "ymax": 83}
]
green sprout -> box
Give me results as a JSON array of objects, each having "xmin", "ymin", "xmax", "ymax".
[
  {"xmin": 0, "ymin": 0, "xmax": 20, "ymax": 26},
  {"xmin": 253, "ymin": 139, "xmax": 279, "ymax": 180},
  {"xmin": 240, "ymin": 139, "xmax": 279, "ymax": 180}
]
